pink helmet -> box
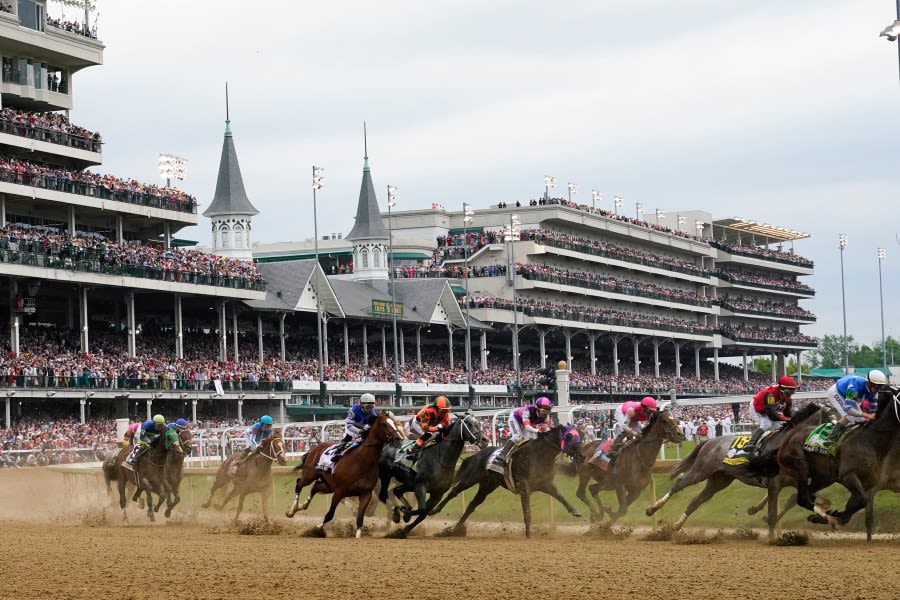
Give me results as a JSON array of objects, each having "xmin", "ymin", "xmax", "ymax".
[
  {"xmin": 640, "ymin": 397, "xmax": 658, "ymax": 411},
  {"xmin": 535, "ymin": 397, "xmax": 553, "ymax": 411}
]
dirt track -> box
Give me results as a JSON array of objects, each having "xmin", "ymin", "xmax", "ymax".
[{"xmin": 1, "ymin": 467, "xmax": 898, "ymax": 600}]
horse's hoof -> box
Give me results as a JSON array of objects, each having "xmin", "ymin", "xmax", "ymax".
[
  {"xmin": 570, "ymin": 510, "xmax": 582, "ymax": 518},
  {"xmin": 645, "ymin": 507, "xmax": 655, "ymax": 517},
  {"xmin": 807, "ymin": 514, "xmax": 829, "ymax": 525},
  {"xmin": 402, "ymin": 513, "xmax": 412, "ymax": 524},
  {"xmin": 391, "ymin": 510, "xmax": 401, "ymax": 524}
]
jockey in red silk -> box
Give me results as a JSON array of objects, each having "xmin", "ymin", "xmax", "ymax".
[
  {"xmin": 743, "ymin": 375, "xmax": 796, "ymax": 456},
  {"xmin": 606, "ymin": 397, "xmax": 658, "ymax": 463},
  {"xmin": 407, "ymin": 396, "xmax": 452, "ymax": 461}
]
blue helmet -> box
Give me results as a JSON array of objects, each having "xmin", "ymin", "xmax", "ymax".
[
  {"xmin": 167, "ymin": 422, "xmax": 176, "ymax": 429},
  {"xmin": 260, "ymin": 415, "xmax": 274, "ymax": 425},
  {"xmin": 142, "ymin": 420, "xmax": 155, "ymax": 430},
  {"xmin": 175, "ymin": 418, "xmax": 188, "ymax": 427}
]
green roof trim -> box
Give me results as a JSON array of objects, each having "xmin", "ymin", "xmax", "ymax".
[
  {"xmin": 450, "ymin": 284, "xmax": 466, "ymax": 295},
  {"xmin": 447, "ymin": 227, "xmax": 484, "ymax": 236},
  {"xmin": 256, "ymin": 250, "xmax": 351, "ymax": 263},
  {"xmin": 391, "ymin": 252, "xmax": 431, "ymax": 260},
  {"xmin": 803, "ymin": 367, "xmax": 893, "ymax": 379}
]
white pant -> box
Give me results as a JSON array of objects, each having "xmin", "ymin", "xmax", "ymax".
[
  {"xmin": 613, "ymin": 410, "xmax": 637, "ymax": 436},
  {"xmin": 826, "ymin": 384, "xmax": 865, "ymax": 424},
  {"xmin": 508, "ymin": 415, "xmax": 538, "ymax": 442},
  {"xmin": 749, "ymin": 398, "xmax": 778, "ymax": 432}
]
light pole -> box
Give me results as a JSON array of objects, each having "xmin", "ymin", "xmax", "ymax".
[
  {"xmin": 567, "ymin": 182, "xmax": 578, "ymax": 203},
  {"xmin": 655, "ymin": 208, "xmax": 665, "ymax": 227},
  {"xmin": 695, "ymin": 220, "xmax": 704, "ymax": 239},
  {"xmin": 312, "ymin": 165, "xmax": 326, "ymax": 405},
  {"xmin": 879, "ymin": 1, "xmax": 900, "ymax": 82},
  {"xmin": 635, "ymin": 202, "xmax": 645, "ymax": 221},
  {"xmin": 158, "ymin": 154, "xmax": 187, "ymax": 187},
  {"xmin": 591, "ymin": 190, "xmax": 602, "ymax": 212},
  {"xmin": 463, "ymin": 202, "xmax": 475, "ymax": 407},
  {"xmin": 543, "ymin": 176, "xmax": 556, "ymax": 202},
  {"xmin": 387, "ymin": 184, "xmax": 400, "ymax": 404},
  {"xmin": 839, "ymin": 234, "xmax": 849, "ymax": 374},
  {"xmin": 878, "ymin": 247, "xmax": 887, "ymax": 371},
  {"xmin": 614, "ymin": 195, "xmax": 623, "ymax": 215},
  {"xmin": 505, "ymin": 214, "xmax": 521, "ymax": 395},
  {"xmin": 677, "ymin": 215, "xmax": 686, "ymax": 232}
]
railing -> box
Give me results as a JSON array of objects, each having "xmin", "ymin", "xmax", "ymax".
[
  {"xmin": 0, "ymin": 165, "xmax": 197, "ymax": 214},
  {"xmin": 0, "ymin": 375, "xmax": 292, "ymax": 392},
  {"xmin": 716, "ymin": 300, "xmax": 816, "ymax": 322},
  {"xmin": 0, "ymin": 118, "xmax": 100, "ymax": 153},
  {"xmin": 717, "ymin": 271, "xmax": 815, "ymax": 295},
  {"xmin": 0, "ymin": 247, "xmax": 266, "ymax": 291}
]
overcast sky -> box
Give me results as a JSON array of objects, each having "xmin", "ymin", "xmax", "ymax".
[{"xmin": 63, "ymin": 0, "xmax": 900, "ymax": 353}]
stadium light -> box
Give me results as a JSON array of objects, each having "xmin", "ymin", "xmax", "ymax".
[
  {"xmin": 591, "ymin": 190, "xmax": 602, "ymax": 212},
  {"xmin": 387, "ymin": 184, "xmax": 400, "ymax": 404},
  {"xmin": 878, "ymin": 247, "xmax": 887, "ymax": 372},
  {"xmin": 312, "ymin": 165, "xmax": 326, "ymax": 405},
  {"xmin": 463, "ymin": 202, "xmax": 475, "ymax": 407},
  {"xmin": 158, "ymin": 154, "xmax": 187, "ymax": 187},
  {"xmin": 677, "ymin": 214, "xmax": 686, "ymax": 232},
  {"xmin": 567, "ymin": 182, "xmax": 578, "ymax": 203},
  {"xmin": 839, "ymin": 234, "xmax": 849, "ymax": 374},
  {"xmin": 635, "ymin": 202, "xmax": 645, "ymax": 221},
  {"xmin": 543, "ymin": 176, "xmax": 556, "ymax": 202},
  {"xmin": 655, "ymin": 209, "xmax": 665, "ymax": 227},
  {"xmin": 614, "ymin": 195, "xmax": 623, "ymax": 215},
  {"xmin": 879, "ymin": 2, "xmax": 900, "ymax": 83},
  {"xmin": 505, "ymin": 214, "xmax": 522, "ymax": 395},
  {"xmin": 695, "ymin": 220, "xmax": 704, "ymax": 238}
]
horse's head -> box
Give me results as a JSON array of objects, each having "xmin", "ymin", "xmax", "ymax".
[
  {"xmin": 650, "ymin": 409, "xmax": 685, "ymax": 443},
  {"xmin": 554, "ymin": 425, "xmax": 582, "ymax": 457},
  {"xmin": 376, "ymin": 413, "xmax": 405, "ymax": 443},
  {"xmin": 454, "ymin": 412, "xmax": 490, "ymax": 448},
  {"xmin": 177, "ymin": 428, "xmax": 193, "ymax": 454},
  {"xmin": 264, "ymin": 430, "xmax": 287, "ymax": 466}
]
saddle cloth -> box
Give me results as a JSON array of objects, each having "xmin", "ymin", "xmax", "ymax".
[
  {"xmin": 804, "ymin": 423, "xmax": 838, "ymax": 456},
  {"xmin": 722, "ymin": 434, "xmax": 753, "ymax": 466},
  {"xmin": 393, "ymin": 440, "xmax": 418, "ymax": 470},
  {"xmin": 315, "ymin": 445, "xmax": 340, "ymax": 473}
]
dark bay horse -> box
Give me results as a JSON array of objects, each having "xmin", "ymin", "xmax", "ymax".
[
  {"xmin": 428, "ymin": 424, "xmax": 583, "ymax": 538},
  {"xmin": 285, "ymin": 413, "xmax": 404, "ymax": 538},
  {"xmin": 163, "ymin": 427, "xmax": 193, "ymax": 518},
  {"xmin": 378, "ymin": 412, "xmax": 489, "ymax": 538},
  {"xmin": 127, "ymin": 437, "xmax": 175, "ymax": 522},
  {"xmin": 568, "ymin": 409, "xmax": 683, "ymax": 523},
  {"xmin": 777, "ymin": 386, "xmax": 900, "ymax": 541},
  {"xmin": 201, "ymin": 430, "xmax": 287, "ymax": 520},
  {"xmin": 644, "ymin": 402, "xmax": 825, "ymax": 539}
]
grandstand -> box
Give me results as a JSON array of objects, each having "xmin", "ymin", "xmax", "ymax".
[{"xmin": 0, "ymin": 6, "xmax": 819, "ymax": 430}]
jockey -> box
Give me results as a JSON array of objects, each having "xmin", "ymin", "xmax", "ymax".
[
  {"xmin": 406, "ymin": 396, "xmax": 452, "ymax": 461},
  {"xmin": 607, "ymin": 397, "xmax": 658, "ymax": 462},
  {"xmin": 334, "ymin": 393, "xmax": 378, "ymax": 459},
  {"xmin": 234, "ymin": 415, "xmax": 275, "ymax": 467},
  {"xmin": 742, "ymin": 375, "xmax": 797, "ymax": 456},
  {"xmin": 822, "ymin": 370, "xmax": 885, "ymax": 446},
  {"xmin": 172, "ymin": 418, "xmax": 189, "ymax": 433},
  {"xmin": 123, "ymin": 421, "xmax": 141, "ymax": 446},
  {"xmin": 123, "ymin": 414, "xmax": 168, "ymax": 470},
  {"xmin": 489, "ymin": 396, "xmax": 554, "ymax": 473}
]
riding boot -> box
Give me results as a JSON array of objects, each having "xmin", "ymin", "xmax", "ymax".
[
  {"xmin": 406, "ymin": 442, "xmax": 424, "ymax": 462},
  {"xmin": 488, "ymin": 440, "xmax": 515, "ymax": 473},
  {"xmin": 742, "ymin": 428, "xmax": 764, "ymax": 457},
  {"xmin": 823, "ymin": 422, "xmax": 846, "ymax": 448},
  {"xmin": 606, "ymin": 434, "xmax": 627, "ymax": 463}
]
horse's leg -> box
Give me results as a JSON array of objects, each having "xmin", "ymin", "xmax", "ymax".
[
  {"xmin": 648, "ymin": 471, "xmax": 704, "ymax": 517},
  {"xmin": 746, "ymin": 492, "xmax": 768, "ymax": 516},
  {"xmin": 321, "ymin": 490, "xmax": 346, "ymax": 533},
  {"xmin": 828, "ymin": 473, "xmax": 869, "ymax": 526},
  {"xmin": 519, "ymin": 486, "xmax": 533, "ymax": 539},
  {"xmin": 165, "ymin": 480, "xmax": 181, "ymax": 518},
  {"xmin": 574, "ymin": 469, "xmax": 601, "ymax": 519},
  {"xmin": 201, "ymin": 473, "xmax": 226, "ymax": 509},
  {"xmin": 355, "ymin": 492, "xmax": 373, "ymax": 539},
  {"xmin": 536, "ymin": 481, "xmax": 582, "ymax": 520},
  {"xmin": 451, "ymin": 480, "xmax": 500, "ymax": 533},
  {"xmin": 233, "ymin": 491, "xmax": 248, "ymax": 522},
  {"xmin": 672, "ymin": 475, "xmax": 733, "ymax": 530},
  {"xmin": 865, "ymin": 493, "xmax": 875, "ymax": 543},
  {"xmin": 399, "ymin": 484, "xmax": 433, "ymax": 537},
  {"xmin": 215, "ymin": 484, "xmax": 240, "ymax": 512}
]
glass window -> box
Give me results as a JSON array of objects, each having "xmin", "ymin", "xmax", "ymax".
[
  {"xmin": 360, "ymin": 249, "xmax": 368, "ymax": 268},
  {"xmin": 234, "ymin": 225, "xmax": 243, "ymax": 249},
  {"xmin": 18, "ymin": 0, "xmax": 44, "ymax": 32},
  {"xmin": 221, "ymin": 226, "xmax": 231, "ymax": 249}
]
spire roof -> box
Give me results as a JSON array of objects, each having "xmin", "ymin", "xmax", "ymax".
[
  {"xmin": 346, "ymin": 153, "xmax": 389, "ymax": 241},
  {"xmin": 203, "ymin": 110, "xmax": 259, "ymax": 218}
]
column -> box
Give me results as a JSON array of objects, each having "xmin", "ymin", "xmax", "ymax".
[
  {"xmin": 632, "ymin": 337, "xmax": 640, "ymax": 377},
  {"xmin": 237, "ymin": 399, "xmax": 243, "ymax": 423},
  {"xmin": 343, "ymin": 322, "xmax": 350, "ymax": 366},
  {"xmin": 556, "ymin": 365, "xmax": 573, "ymax": 426},
  {"xmin": 400, "ymin": 328, "xmax": 406, "ymax": 367},
  {"xmin": 381, "ymin": 327, "xmax": 387, "ymax": 367},
  {"xmin": 163, "ymin": 222, "xmax": 172, "ymax": 249},
  {"xmin": 564, "ymin": 331, "xmax": 573, "ymax": 373},
  {"xmin": 66, "ymin": 293, "xmax": 74, "ymax": 329},
  {"xmin": 257, "ymin": 314, "xmax": 264, "ymax": 363},
  {"xmin": 322, "ymin": 317, "xmax": 329, "ymax": 366},
  {"xmin": 770, "ymin": 352, "xmax": 777, "ymax": 383},
  {"xmin": 115, "ymin": 214, "xmax": 124, "ymax": 243},
  {"xmin": 125, "ymin": 291, "xmax": 136, "ymax": 357},
  {"xmin": 0, "ymin": 193, "xmax": 5, "ymax": 226},
  {"xmin": 79, "ymin": 398, "xmax": 86, "ymax": 424},
  {"xmin": 416, "ymin": 327, "xmax": 422, "ymax": 367},
  {"xmin": 145, "ymin": 399, "xmax": 152, "ymax": 421},
  {"xmin": 589, "ymin": 334, "xmax": 597, "ymax": 376},
  {"xmin": 480, "ymin": 331, "xmax": 488, "ymax": 371},
  {"xmin": 538, "ymin": 329, "xmax": 547, "ymax": 368},
  {"xmin": 742, "ymin": 351, "xmax": 749, "ymax": 382},
  {"xmin": 694, "ymin": 346, "xmax": 701, "ymax": 379},
  {"xmin": 191, "ymin": 398, "xmax": 198, "ymax": 423},
  {"xmin": 79, "ymin": 287, "xmax": 89, "ymax": 353},
  {"xmin": 232, "ymin": 307, "xmax": 239, "ymax": 363},
  {"xmin": 713, "ymin": 347, "xmax": 719, "ymax": 381},
  {"xmin": 362, "ymin": 324, "xmax": 368, "ymax": 366},
  {"xmin": 174, "ymin": 294, "xmax": 184, "ymax": 359},
  {"xmin": 279, "ymin": 313, "xmax": 286, "ymax": 361},
  {"xmin": 448, "ymin": 328, "xmax": 454, "ymax": 370},
  {"xmin": 653, "ymin": 339, "xmax": 661, "ymax": 378},
  {"xmin": 5, "ymin": 397, "xmax": 10, "ymax": 430},
  {"xmin": 67, "ymin": 205, "xmax": 75, "ymax": 234},
  {"xmin": 612, "ymin": 338, "xmax": 620, "ymax": 376},
  {"xmin": 8, "ymin": 279, "xmax": 19, "ymax": 357},
  {"xmin": 217, "ymin": 301, "xmax": 227, "ymax": 362},
  {"xmin": 796, "ymin": 351, "xmax": 803, "ymax": 384},
  {"xmin": 674, "ymin": 342, "xmax": 682, "ymax": 378}
]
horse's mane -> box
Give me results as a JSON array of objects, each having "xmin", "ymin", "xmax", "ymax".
[{"xmin": 785, "ymin": 402, "xmax": 822, "ymax": 428}]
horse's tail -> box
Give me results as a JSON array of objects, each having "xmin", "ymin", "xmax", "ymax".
[
  {"xmin": 669, "ymin": 441, "xmax": 705, "ymax": 479},
  {"xmin": 101, "ymin": 456, "xmax": 117, "ymax": 495},
  {"xmin": 557, "ymin": 457, "xmax": 577, "ymax": 476},
  {"xmin": 292, "ymin": 451, "xmax": 309, "ymax": 472}
]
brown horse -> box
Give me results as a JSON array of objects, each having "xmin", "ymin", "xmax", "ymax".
[
  {"xmin": 569, "ymin": 409, "xmax": 684, "ymax": 523},
  {"xmin": 644, "ymin": 402, "xmax": 826, "ymax": 539},
  {"xmin": 123, "ymin": 437, "xmax": 174, "ymax": 522},
  {"xmin": 201, "ymin": 430, "xmax": 288, "ymax": 520},
  {"xmin": 777, "ymin": 386, "xmax": 900, "ymax": 541},
  {"xmin": 285, "ymin": 413, "xmax": 404, "ymax": 538}
]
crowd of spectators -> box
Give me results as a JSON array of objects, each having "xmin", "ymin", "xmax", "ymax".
[
  {"xmin": 720, "ymin": 324, "xmax": 817, "ymax": 346},
  {"xmin": 717, "ymin": 269, "xmax": 815, "ymax": 295},
  {"xmin": 0, "ymin": 107, "xmax": 100, "ymax": 152},
  {"xmin": 1, "ymin": 223, "xmax": 265, "ymax": 289},
  {"xmin": 0, "ymin": 156, "xmax": 197, "ymax": 213},
  {"xmin": 716, "ymin": 295, "xmax": 815, "ymax": 320},
  {"xmin": 46, "ymin": 17, "xmax": 98, "ymax": 39},
  {"xmin": 710, "ymin": 240, "xmax": 814, "ymax": 268}
]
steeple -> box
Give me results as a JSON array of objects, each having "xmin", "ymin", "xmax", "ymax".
[
  {"xmin": 347, "ymin": 124, "xmax": 389, "ymax": 284},
  {"xmin": 204, "ymin": 84, "xmax": 258, "ymax": 261}
]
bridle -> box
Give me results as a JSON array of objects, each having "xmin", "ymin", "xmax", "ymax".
[{"xmin": 257, "ymin": 435, "xmax": 285, "ymax": 462}]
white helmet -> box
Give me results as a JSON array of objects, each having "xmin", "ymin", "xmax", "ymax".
[
  {"xmin": 867, "ymin": 370, "xmax": 888, "ymax": 386},
  {"xmin": 360, "ymin": 393, "xmax": 376, "ymax": 404}
]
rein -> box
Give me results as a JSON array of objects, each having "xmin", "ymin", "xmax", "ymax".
[{"xmin": 257, "ymin": 437, "xmax": 284, "ymax": 462}]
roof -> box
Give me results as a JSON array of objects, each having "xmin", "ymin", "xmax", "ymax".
[
  {"xmin": 804, "ymin": 367, "xmax": 893, "ymax": 378},
  {"xmin": 246, "ymin": 260, "xmax": 343, "ymax": 316},
  {"xmin": 345, "ymin": 156, "xmax": 389, "ymax": 241},
  {"xmin": 713, "ymin": 217, "xmax": 809, "ymax": 243},
  {"xmin": 203, "ymin": 119, "xmax": 259, "ymax": 218}
]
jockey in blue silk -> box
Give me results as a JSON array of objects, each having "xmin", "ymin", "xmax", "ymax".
[
  {"xmin": 234, "ymin": 415, "xmax": 274, "ymax": 467},
  {"xmin": 124, "ymin": 414, "xmax": 177, "ymax": 470},
  {"xmin": 334, "ymin": 393, "xmax": 378, "ymax": 459},
  {"xmin": 823, "ymin": 371, "xmax": 886, "ymax": 446}
]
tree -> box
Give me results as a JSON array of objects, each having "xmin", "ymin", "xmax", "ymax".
[{"xmin": 816, "ymin": 334, "xmax": 854, "ymax": 369}]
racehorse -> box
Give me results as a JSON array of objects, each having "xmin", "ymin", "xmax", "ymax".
[
  {"xmin": 201, "ymin": 430, "xmax": 288, "ymax": 521},
  {"xmin": 777, "ymin": 386, "xmax": 900, "ymax": 541},
  {"xmin": 567, "ymin": 409, "xmax": 683, "ymax": 523},
  {"xmin": 126, "ymin": 437, "xmax": 175, "ymax": 522},
  {"xmin": 644, "ymin": 402, "xmax": 825, "ymax": 539},
  {"xmin": 428, "ymin": 424, "xmax": 583, "ymax": 538},
  {"xmin": 377, "ymin": 412, "xmax": 489, "ymax": 538},
  {"xmin": 162, "ymin": 427, "xmax": 193, "ymax": 518},
  {"xmin": 285, "ymin": 413, "xmax": 404, "ymax": 538},
  {"xmin": 102, "ymin": 446, "xmax": 143, "ymax": 517}
]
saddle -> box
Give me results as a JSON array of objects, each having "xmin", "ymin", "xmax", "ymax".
[{"xmin": 803, "ymin": 423, "xmax": 856, "ymax": 456}]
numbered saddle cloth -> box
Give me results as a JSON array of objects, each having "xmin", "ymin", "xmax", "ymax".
[
  {"xmin": 803, "ymin": 423, "xmax": 836, "ymax": 456},
  {"xmin": 315, "ymin": 444, "xmax": 340, "ymax": 473},
  {"xmin": 393, "ymin": 440, "xmax": 418, "ymax": 469}
]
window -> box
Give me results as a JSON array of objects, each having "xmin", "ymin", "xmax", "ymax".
[
  {"xmin": 234, "ymin": 224, "xmax": 244, "ymax": 249},
  {"xmin": 220, "ymin": 226, "xmax": 231, "ymax": 249},
  {"xmin": 360, "ymin": 249, "xmax": 368, "ymax": 268},
  {"xmin": 18, "ymin": 0, "xmax": 44, "ymax": 32}
]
